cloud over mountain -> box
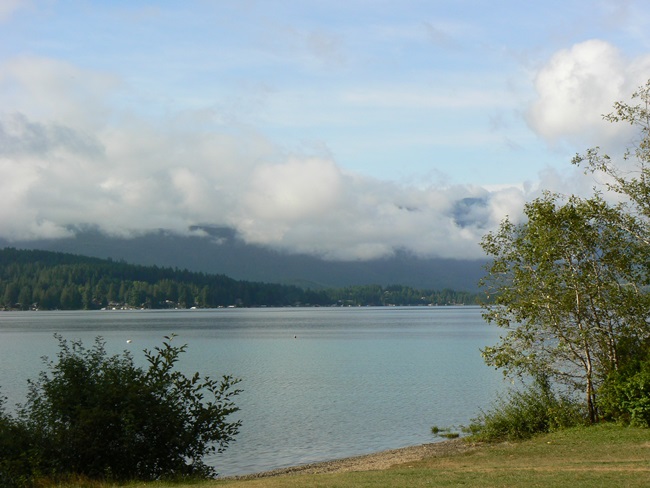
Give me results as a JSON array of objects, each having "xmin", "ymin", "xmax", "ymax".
[
  {"xmin": 0, "ymin": 103, "xmax": 524, "ymax": 260},
  {"xmin": 1, "ymin": 3, "xmax": 648, "ymax": 263}
]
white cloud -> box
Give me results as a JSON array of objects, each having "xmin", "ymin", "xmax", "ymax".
[
  {"xmin": 527, "ymin": 40, "xmax": 650, "ymax": 149},
  {"xmin": 0, "ymin": 104, "xmax": 529, "ymax": 260},
  {"xmin": 244, "ymin": 158, "xmax": 343, "ymax": 222},
  {"xmin": 0, "ymin": 53, "xmax": 573, "ymax": 261}
]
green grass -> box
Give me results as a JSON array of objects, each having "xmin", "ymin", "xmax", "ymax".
[{"xmin": 43, "ymin": 424, "xmax": 650, "ymax": 488}]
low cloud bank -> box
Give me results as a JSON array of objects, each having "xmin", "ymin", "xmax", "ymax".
[
  {"xmin": 2, "ymin": 40, "xmax": 648, "ymax": 260},
  {"xmin": 0, "ymin": 108, "xmax": 530, "ymax": 260}
]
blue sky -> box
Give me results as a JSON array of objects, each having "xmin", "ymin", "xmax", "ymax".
[{"xmin": 1, "ymin": 1, "xmax": 649, "ymax": 259}]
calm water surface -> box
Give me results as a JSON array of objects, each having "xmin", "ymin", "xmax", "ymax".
[{"xmin": 0, "ymin": 307, "xmax": 505, "ymax": 476}]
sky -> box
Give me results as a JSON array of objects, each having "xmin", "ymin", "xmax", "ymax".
[{"xmin": 1, "ymin": 0, "xmax": 650, "ymax": 260}]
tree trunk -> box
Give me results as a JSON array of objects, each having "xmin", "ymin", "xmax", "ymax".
[{"xmin": 585, "ymin": 373, "xmax": 598, "ymax": 424}]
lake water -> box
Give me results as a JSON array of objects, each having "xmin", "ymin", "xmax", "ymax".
[{"xmin": 0, "ymin": 306, "xmax": 506, "ymax": 477}]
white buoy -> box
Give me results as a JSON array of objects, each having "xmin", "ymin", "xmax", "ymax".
[{"xmin": 126, "ymin": 339, "xmax": 132, "ymax": 343}]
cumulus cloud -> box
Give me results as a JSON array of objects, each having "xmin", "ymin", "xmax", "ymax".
[
  {"xmin": 0, "ymin": 111, "xmax": 526, "ymax": 260},
  {"xmin": 0, "ymin": 54, "xmax": 538, "ymax": 260},
  {"xmin": 527, "ymin": 39, "xmax": 650, "ymax": 149}
]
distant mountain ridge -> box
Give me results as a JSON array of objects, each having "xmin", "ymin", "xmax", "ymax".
[
  {"xmin": 0, "ymin": 248, "xmax": 482, "ymax": 310},
  {"xmin": 0, "ymin": 228, "xmax": 487, "ymax": 291}
]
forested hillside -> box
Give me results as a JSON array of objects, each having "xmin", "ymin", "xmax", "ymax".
[
  {"xmin": 1, "ymin": 228, "xmax": 487, "ymax": 291},
  {"xmin": 0, "ymin": 248, "xmax": 481, "ymax": 310}
]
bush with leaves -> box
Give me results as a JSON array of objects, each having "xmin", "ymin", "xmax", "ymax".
[
  {"xmin": 599, "ymin": 353, "xmax": 650, "ymax": 428},
  {"xmin": 7, "ymin": 334, "xmax": 240, "ymax": 483},
  {"xmin": 0, "ymin": 394, "xmax": 40, "ymax": 488},
  {"xmin": 468, "ymin": 378, "xmax": 586, "ymax": 442}
]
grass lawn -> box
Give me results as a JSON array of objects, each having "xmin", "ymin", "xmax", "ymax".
[{"xmin": 55, "ymin": 424, "xmax": 650, "ymax": 488}]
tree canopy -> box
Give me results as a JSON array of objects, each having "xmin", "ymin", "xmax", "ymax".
[{"xmin": 480, "ymin": 81, "xmax": 650, "ymax": 425}]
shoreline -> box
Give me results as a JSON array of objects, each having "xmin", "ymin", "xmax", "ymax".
[{"xmin": 222, "ymin": 437, "xmax": 478, "ymax": 480}]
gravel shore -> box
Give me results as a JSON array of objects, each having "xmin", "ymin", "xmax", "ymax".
[{"xmin": 224, "ymin": 438, "xmax": 478, "ymax": 480}]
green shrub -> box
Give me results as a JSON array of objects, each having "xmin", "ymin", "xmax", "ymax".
[
  {"xmin": 599, "ymin": 359, "xmax": 650, "ymax": 427},
  {"xmin": 7, "ymin": 334, "xmax": 241, "ymax": 484},
  {"xmin": 440, "ymin": 432, "xmax": 460, "ymax": 439},
  {"xmin": 431, "ymin": 425, "xmax": 460, "ymax": 439},
  {"xmin": 0, "ymin": 395, "xmax": 40, "ymax": 488},
  {"xmin": 469, "ymin": 378, "xmax": 586, "ymax": 442}
]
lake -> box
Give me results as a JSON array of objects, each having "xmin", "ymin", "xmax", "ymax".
[{"xmin": 0, "ymin": 306, "xmax": 506, "ymax": 477}]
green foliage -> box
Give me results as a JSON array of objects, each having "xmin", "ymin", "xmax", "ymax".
[
  {"xmin": 568, "ymin": 80, "xmax": 650, "ymax": 426},
  {"xmin": 431, "ymin": 425, "xmax": 460, "ymax": 439},
  {"xmin": 573, "ymin": 80, "xmax": 650, "ymax": 221},
  {"xmin": 431, "ymin": 425, "xmax": 461, "ymax": 439},
  {"xmin": 0, "ymin": 395, "xmax": 40, "ymax": 488},
  {"xmin": 599, "ymin": 356, "xmax": 650, "ymax": 428},
  {"xmin": 439, "ymin": 432, "xmax": 460, "ymax": 439},
  {"xmin": 480, "ymin": 82, "xmax": 650, "ymax": 425},
  {"xmin": 468, "ymin": 379, "xmax": 586, "ymax": 442},
  {"xmin": 2, "ymin": 335, "xmax": 241, "ymax": 484},
  {"xmin": 480, "ymin": 192, "xmax": 650, "ymax": 422},
  {"xmin": 326, "ymin": 284, "xmax": 479, "ymax": 306}
]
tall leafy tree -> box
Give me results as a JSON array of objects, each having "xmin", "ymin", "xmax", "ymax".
[
  {"xmin": 481, "ymin": 81, "xmax": 650, "ymax": 423},
  {"xmin": 480, "ymin": 192, "xmax": 650, "ymax": 422},
  {"xmin": 567, "ymin": 80, "xmax": 650, "ymax": 425}
]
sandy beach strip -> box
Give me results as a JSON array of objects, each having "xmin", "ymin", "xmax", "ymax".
[{"xmin": 224, "ymin": 438, "xmax": 478, "ymax": 480}]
